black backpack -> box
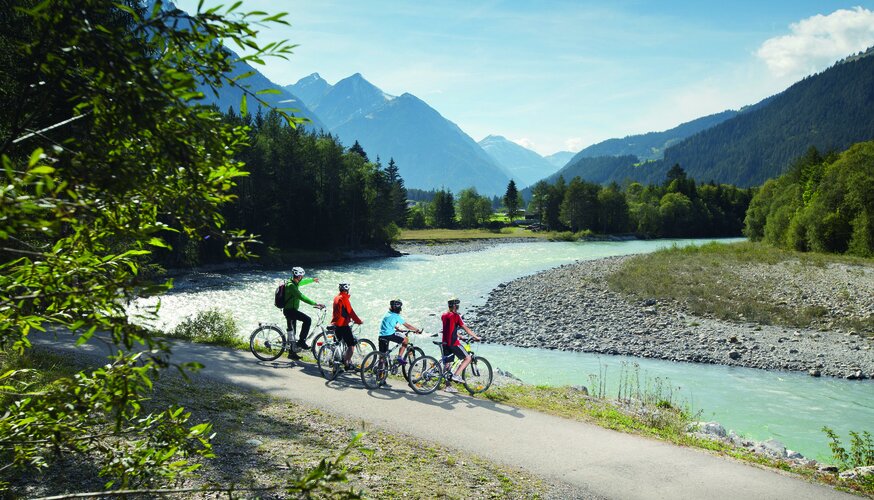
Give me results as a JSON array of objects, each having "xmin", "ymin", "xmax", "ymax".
[{"xmin": 274, "ymin": 283, "xmax": 286, "ymax": 309}]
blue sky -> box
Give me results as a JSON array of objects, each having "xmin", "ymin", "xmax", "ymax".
[{"xmin": 176, "ymin": 1, "xmax": 874, "ymax": 155}]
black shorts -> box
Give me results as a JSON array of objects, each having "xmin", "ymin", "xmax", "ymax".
[
  {"xmin": 441, "ymin": 344, "xmax": 468, "ymax": 362},
  {"xmin": 378, "ymin": 334, "xmax": 405, "ymax": 353},
  {"xmin": 335, "ymin": 325, "xmax": 357, "ymax": 346}
]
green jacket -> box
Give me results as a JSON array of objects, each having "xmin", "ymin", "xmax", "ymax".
[{"xmin": 283, "ymin": 277, "xmax": 316, "ymax": 310}]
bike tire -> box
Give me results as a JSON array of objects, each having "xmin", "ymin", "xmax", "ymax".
[
  {"xmin": 349, "ymin": 338, "xmax": 375, "ymax": 371},
  {"xmin": 360, "ymin": 351, "xmax": 387, "ymax": 390},
  {"xmin": 310, "ymin": 331, "xmax": 326, "ymax": 359},
  {"xmin": 402, "ymin": 346, "xmax": 425, "ymax": 381},
  {"xmin": 317, "ymin": 344, "xmax": 340, "ymax": 381},
  {"xmin": 407, "ymin": 355, "xmax": 442, "ymax": 395},
  {"xmin": 249, "ymin": 325, "xmax": 286, "ymax": 361},
  {"xmin": 463, "ymin": 356, "xmax": 493, "ymax": 395}
]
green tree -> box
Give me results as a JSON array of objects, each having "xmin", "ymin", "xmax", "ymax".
[
  {"xmin": 0, "ymin": 1, "xmax": 360, "ymax": 496},
  {"xmin": 503, "ymin": 179, "xmax": 520, "ymax": 220},
  {"xmin": 597, "ymin": 183, "xmax": 630, "ymax": 233},
  {"xmin": 544, "ymin": 176, "xmax": 567, "ymax": 230},
  {"xmin": 431, "ymin": 189, "xmax": 456, "ymax": 228},
  {"xmin": 528, "ymin": 180, "xmax": 550, "ymax": 223},
  {"xmin": 560, "ymin": 177, "xmax": 599, "ymax": 232},
  {"xmin": 457, "ymin": 187, "xmax": 487, "ymax": 228}
]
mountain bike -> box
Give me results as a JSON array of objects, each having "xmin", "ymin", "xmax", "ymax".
[
  {"xmin": 407, "ymin": 340, "xmax": 492, "ymax": 395},
  {"xmin": 358, "ymin": 330, "xmax": 430, "ymax": 390},
  {"xmin": 315, "ymin": 324, "xmax": 376, "ymax": 381},
  {"xmin": 249, "ymin": 306, "xmax": 327, "ymax": 361}
]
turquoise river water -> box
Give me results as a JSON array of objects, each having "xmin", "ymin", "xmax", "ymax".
[{"xmin": 134, "ymin": 239, "xmax": 874, "ymax": 461}]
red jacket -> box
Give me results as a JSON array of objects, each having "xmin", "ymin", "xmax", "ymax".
[{"xmin": 332, "ymin": 292, "xmax": 362, "ymax": 327}]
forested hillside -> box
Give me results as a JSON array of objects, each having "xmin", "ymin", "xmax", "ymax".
[
  {"xmin": 162, "ymin": 110, "xmax": 410, "ymax": 266},
  {"xmin": 745, "ymin": 142, "xmax": 874, "ymax": 256},
  {"xmin": 663, "ymin": 52, "xmax": 874, "ymax": 187},
  {"xmin": 570, "ymin": 110, "xmax": 737, "ymax": 161}
]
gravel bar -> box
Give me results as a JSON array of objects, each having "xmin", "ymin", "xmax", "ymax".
[{"xmin": 467, "ymin": 256, "xmax": 874, "ymax": 380}]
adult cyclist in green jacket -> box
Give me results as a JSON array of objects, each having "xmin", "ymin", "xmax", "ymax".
[{"xmin": 282, "ymin": 267, "xmax": 325, "ymax": 360}]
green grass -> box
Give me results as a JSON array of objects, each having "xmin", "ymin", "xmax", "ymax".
[{"xmin": 607, "ymin": 241, "xmax": 874, "ymax": 334}]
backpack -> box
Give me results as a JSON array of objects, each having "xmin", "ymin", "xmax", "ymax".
[{"xmin": 274, "ymin": 283, "xmax": 286, "ymax": 309}]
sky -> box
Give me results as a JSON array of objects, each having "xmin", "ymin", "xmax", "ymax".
[{"xmin": 176, "ymin": 0, "xmax": 874, "ymax": 156}]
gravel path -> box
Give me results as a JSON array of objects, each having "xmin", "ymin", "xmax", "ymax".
[{"xmin": 467, "ymin": 256, "xmax": 874, "ymax": 380}]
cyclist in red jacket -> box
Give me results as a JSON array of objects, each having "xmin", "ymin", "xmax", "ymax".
[
  {"xmin": 331, "ymin": 283, "xmax": 363, "ymax": 371},
  {"xmin": 441, "ymin": 297, "xmax": 480, "ymax": 393}
]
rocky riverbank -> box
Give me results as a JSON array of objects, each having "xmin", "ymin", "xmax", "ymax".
[
  {"xmin": 467, "ymin": 256, "xmax": 874, "ymax": 379},
  {"xmin": 394, "ymin": 237, "xmax": 539, "ymax": 256}
]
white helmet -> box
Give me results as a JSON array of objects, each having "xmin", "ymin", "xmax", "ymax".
[{"xmin": 291, "ymin": 267, "xmax": 305, "ymax": 277}]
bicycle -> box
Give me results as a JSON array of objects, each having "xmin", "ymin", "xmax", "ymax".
[
  {"xmin": 249, "ymin": 306, "xmax": 328, "ymax": 361},
  {"xmin": 315, "ymin": 324, "xmax": 376, "ymax": 381},
  {"xmin": 358, "ymin": 330, "xmax": 429, "ymax": 390},
  {"xmin": 407, "ymin": 339, "xmax": 493, "ymax": 395}
]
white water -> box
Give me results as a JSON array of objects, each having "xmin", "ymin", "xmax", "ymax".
[{"xmin": 135, "ymin": 238, "xmax": 873, "ymax": 460}]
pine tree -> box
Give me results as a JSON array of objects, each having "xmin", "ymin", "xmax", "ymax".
[
  {"xmin": 503, "ymin": 179, "xmax": 520, "ymax": 220},
  {"xmin": 348, "ymin": 140, "xmax": 369, "ymax": 162}
]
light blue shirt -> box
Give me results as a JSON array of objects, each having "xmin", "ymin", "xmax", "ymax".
[{"xmin": 379, "ymin": 311, "xmax": 405, "ymax": 336}]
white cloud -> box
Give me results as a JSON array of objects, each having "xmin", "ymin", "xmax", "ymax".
[
  {"xmin": 756, "ymin": 7, "xmax": 874, "ymax": 79},
  {"xmin": 513, "ymin": 137, "xmax": 537, "ymax": 151},
  {"xmin": 564, "ymin": 137, "xmax": 587, "ymax": 153}
]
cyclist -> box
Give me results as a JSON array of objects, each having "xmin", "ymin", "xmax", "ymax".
[
  {"xmin": 331, "ymin": 283, "xmax": 363, "ymax": 371},
  {"xmin": 282, "ymin": 267, "xmax": 325, "ymax": 360},
  {"xmin": 441, "ymin": 297, "xmax": 480, "ymax": 393},
  {"xmin": 378, "ymin": 299, "xmax": 422, "ymax": 366}
]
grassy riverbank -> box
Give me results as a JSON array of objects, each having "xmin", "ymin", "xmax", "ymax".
[{"xmin": 607, "ymin": 241, "xmax": 874, "ymax": 336}]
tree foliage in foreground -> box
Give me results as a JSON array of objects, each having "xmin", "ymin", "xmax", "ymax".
[
  {"xmin": 0, "ymin": 0, "xmax": 359, "ymax": 496},
  {"xmin": 744, "ymin": 142, "xmax": 874, "ymax": 257}
]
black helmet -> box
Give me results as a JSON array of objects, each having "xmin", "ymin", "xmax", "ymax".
[
  {"xmin": 339, "ymin": 283, "xmax": 350, "ymax": 292},
  {"xmin": 390, "ymin": 299, "xmax": 402, "ymax": 312},
  {"xmin": 448, "ymin": 297, "xmax": 460, "ymax": 308}
]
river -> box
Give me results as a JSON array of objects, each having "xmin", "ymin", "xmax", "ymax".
[{"xmin": 133, "ymin": 238, "xmax": 874, "ymax": 461}]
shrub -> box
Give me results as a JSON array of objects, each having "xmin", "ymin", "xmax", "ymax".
[
  {"xmin": 171, "ymin": 309, "xmax": 241, "ymax": 348},
  {"xmin": 823, "ymin": 426, "xmax": 874, "ymax": 470},
  {"xmin": 548, "ymin": 231, "xmax": 577, "ymax": 241}
]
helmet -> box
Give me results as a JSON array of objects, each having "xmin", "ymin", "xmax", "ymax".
[
  {"xmin": 389, "ymin": 299, "xmax": 402, "ymax": 312},
  {"xmin": 448, "ymin": 297, "xmax": 460, "ymax": 308},
  {"xmin": 339, "ymin": 283, "xmax": 350, "ymax": 292},
  {"xmin": 291, "ymin": 267, "xmax": 305, "ymax": 277}
]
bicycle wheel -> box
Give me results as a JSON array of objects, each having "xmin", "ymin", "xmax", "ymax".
[
  {"xmin": 402, "ymin": 346, "xmax": 425, "ymax": 381},
  {"xmin": 407, "ymin": 355, "xmax": 442, "ymax": 395},
  {"xmin": 317, "ymin": 344, "xmax": 340, "ymax": 381},
  {"xmin": 310, "ymin": 331, "xmax": 327, "ymax": 359},
  {"xmin": 349, "ymin": 338, "xmax": 375, "ymax": 371},
  {"xmin": 463, "ymin": 356, "xmax": 493, "ymax": 394},
  {"xmin": 249, "ymin": 325, "xmax": 286, "ymax": 361},
  {"xmin": 360, "ymin": 351, "xmax": 388, "ymax": 390}
]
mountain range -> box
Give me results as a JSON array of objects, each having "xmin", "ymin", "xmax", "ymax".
[
  {"xmin": 477, "ymin": 135, "xmax": 561, "ymax": 187},
  {"xmin": 569, "ymin": 110, "xmax": 739, "ymax": 162},
  {"xmin": 288, "ymin": 73, "xmax": 513, "ymax": 194},
  {"xmin": 171, "ymin": 0, "xmax": 874, "ymax": 196},
  {"xmin": 553, "ymin": 47, "xmax": 874, "ymax": 188}
]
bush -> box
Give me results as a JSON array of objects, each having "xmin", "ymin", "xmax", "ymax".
[
  {"xmin": 548, "ymin": 231, "xmax": 577, "ymax": 241},
  {"xmin": 171, "ymin": 309, "xmax": 241, "ymax": 348},
  {"xmin": 823, "ymin": 426, "xmax": 874, "ymax": 470}
]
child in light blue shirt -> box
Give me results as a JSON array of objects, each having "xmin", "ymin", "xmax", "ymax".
[{"xmin": 378, "ymin": 299, "xmax": 421, "ymax": 365}]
